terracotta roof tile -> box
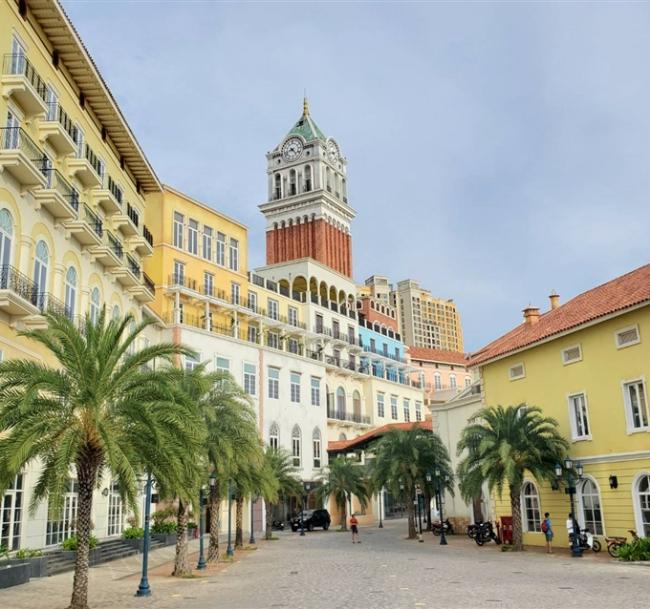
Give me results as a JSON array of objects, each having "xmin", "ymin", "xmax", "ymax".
[
  {"xmin": 470, "ymin": 263, "xmax": 650, "ymax": 366},
  {"xmin": 408, "ymin": 347, "xmax": 470, "ymax": 366},
  {"xmin": 327, "ymin": 421, "xmax": 432, "ymax": 453}
]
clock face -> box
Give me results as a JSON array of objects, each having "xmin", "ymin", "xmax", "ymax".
[
  {"xmin": 327, "ymin": 140, "xmax": 339, "ymax": 163},
  {"xmin": 282, "ymin": 137, "xmax": 303, "ymax": 162}
]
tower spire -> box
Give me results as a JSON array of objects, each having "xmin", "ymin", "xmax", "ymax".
[{"xmin": 303, "ymin": 93, "xmax": 309, "ymax": 116}]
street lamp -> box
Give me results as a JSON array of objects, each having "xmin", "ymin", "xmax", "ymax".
[
  {"xmin": 378, "ymin": 487, "xmax": 384, "ymax": 529},
  {"xmin": 196, "ymin": 483, "xmax": 207, "ymax": 570},
  {"xmin": 427, "ymin": 469, "xmax": 449, "ymax": 546},
  {"xmin": 226, "ymin": 480, "xmax": 234, "ymax": 557},
  {"xmin": 135, "ymin": 473, "xmax": 153, "ymax": 597},
  {"xmin": 300, "ymin": 482, "xmax": 311, "ymax": 537},
  {"xmin": 249, "ymin": 495, "xmax": 257, "ymax": 545},
  {"xmin": 555, "ymin": 459, "xmax": 584, "ymax": 558}
]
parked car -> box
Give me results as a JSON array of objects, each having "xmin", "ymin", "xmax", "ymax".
[{"xmin": 290, "ymin": 509, "xmax": 331, "ymax": 532}]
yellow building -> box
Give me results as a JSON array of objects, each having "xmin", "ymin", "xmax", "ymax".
[{"xmin": 471, "ymin": 264, "xmax": 650, "ymax": 547}]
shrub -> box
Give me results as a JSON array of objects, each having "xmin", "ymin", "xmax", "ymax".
[
  {"xmin": 151, "ymin": 521, "xmax": 177, "ymax": 535},
  {"xmin": 15, "ymin": 548, "xmax": 43, "ymax": 559},
  {"xmin": 152, "ymin": 507, "xmax": 176, "ymax": 525},
  {"xmin": 0, "ymin": 545, "xmax": 8, "ymax": 560},
  {"xmin": 618, "ymin": 537, "xmax": 650, "ymax": 562},
  {"xmin": 61, "ymin": 535, "xmax": 98, "ymax": 551},
  {"xmin": 122, "ymin": 527, "xmax": 146, "ymax": 540}
]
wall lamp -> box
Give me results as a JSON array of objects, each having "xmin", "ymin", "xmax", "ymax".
[{"xmin": 609, "ymin": 475, "xmax": 618, "ymax": 490}]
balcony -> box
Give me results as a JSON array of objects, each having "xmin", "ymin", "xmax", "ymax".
[
  {"xmin": 130, "ymin": 224, "xmax": 153, "ymax": 256},
  {"xmin": 0, "ymin": 265, "xmax": 39, "ymax": 317},
  {"xmin": 113, "ymin": 202, "xmax": 139, "ymax": 237},
  {"xmin": 0, "ymin": 127, "xmax": 48, "ymax": 188},
  {"xmin": 111, "ymin": 253, "xmax": 141, "ymax": 287},
  {"xmin": 38, "ymin": 104, "xmax": 77, "ymax": 156},
  {"xmin": 326, "ymin": 404, "xmax": 371, "ymax": 426},
  {"xmin": 68, "ymin": 144, "xmax": 102, "ymax": 189},
  {"xmin": 89, "ymin": 230, "xmax": 123, "ymax": 268},
  {"xmin": 128, "ymin": 269, "xmax": 155, "ymax": 303},
  {"xmin": 1, "ymin": 54, "xmax": 48, "ymax": 117},
  {"xmin": 90, "ymin": 174, "xmax": 124, "ymax": 214},
  {"xmin": 64, "ymin": 203, "xmax": 103, "ymax": 247},
  {"xmin": 33, "ymin": 170, "xmax": 79, "ymax": 220}
]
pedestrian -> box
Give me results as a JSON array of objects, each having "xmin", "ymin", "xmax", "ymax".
[
  {"xmin": 566, "ymin": 512, "xmax": 575, "ymax": 544},
  {"xmin": 541, "ymin": 512, "xmax": 553, "ymax": 554},
  {"xmin": 350, "ymin": 513, "xmax": 360, "ymax": 544}
]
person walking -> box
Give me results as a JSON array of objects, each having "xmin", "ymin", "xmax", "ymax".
[
  {"xmin": 542, "ymin": 512, "xmax": 553, "ymax": 554},
  {"xmin": 350, "ymin": 514, "xmax": 360, "ymax": 544}
]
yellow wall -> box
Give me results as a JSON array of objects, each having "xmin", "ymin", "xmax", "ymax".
[{"xmin": 480, "ymin": 307, "xmax": 650, "ymax": 545}]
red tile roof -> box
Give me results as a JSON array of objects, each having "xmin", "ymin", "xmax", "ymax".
[
  {"xmin": 408, "ymin": 347, "xmax": 470, "ymax": 366},
  {"xmin": 327, "ymin": 421, "xmax": 432, "ymax": 453},
  {"xmin": 470, "ymin": 263, "xmax": 650, "ymax": 366}
]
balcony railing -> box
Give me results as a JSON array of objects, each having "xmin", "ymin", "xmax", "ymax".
[
  {"xmin": 0, "ymin": 265, "xmax": 37, "ymax": 303},
  {"xmin": 2, "ymin": 54, "xmax": 47, "ymax": 102},
  {"xmin": 126, "ymin": 202, "xmax": 140, "ymax": 228},
  {"xmin": 362, "ymin": 343, "xmax": 407, "ymax": 364},
  {"xmin": 169, "ymin": 273, "xmax": 196, "ymax": 291},
  {"xmin": 82, "ymin": 204, "xmax": 103, "ymax": 237},
  {"xmin": 83, "ymin": 144, "xmax": 103, "ymax": 178},
  {"xmin": 45, "ymin": 102, "xmax": 77, "ymax": 141},
  {"xmin": 326, "ymin": 404, "xmax": 370, "ymax": 425},
  {"xmin": 107, "ymin": 175, "xmax": 123, "ymax": 205},
  {"xmin": 1, "ymin": 126, "xmax": 46, "ymax": 164},
  {"xmin": 106, "ymin": 230, "xmax": 123, "ymax": 259},
  {"xmin": 143, "ymin": 273, "xmax": 155, "ymax": 295},
  {"xmin": 46, "ymin": 170, "xmax": 79, "ymax": 212},
  {"xmin": 143, "ymin": 225, "xmax": 153, "ymax": 247},
  {"xmin": 249, "ymin": 273, "xmax": 265, "ymax": 288},
  {"xmin": 126, "ymin": 254, "xmax": 141, "ymax": 279}
]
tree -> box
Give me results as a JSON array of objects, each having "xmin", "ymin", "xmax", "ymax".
[
  {"xmin": 371, "ymin": 427, "xmax": 453, "ymax": 539},
  {"xmin": 317, "ymin": 457, "xmax": 369, "ymax": 531},
  {"xmin": 0, "ymin": 311, "xmax": 199, "ymax": 609},
  {"xmin": 457, "ymin": 404, "xmax": 568, "ymax": 551},
  {"xmin": 262, "ymin": 447, "xmax": 302, "ymax": 539}
]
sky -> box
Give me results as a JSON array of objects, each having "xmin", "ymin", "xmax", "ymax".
[{"xmin": 62, "ymin": 1, "xmax": 650, "ymax": 352}]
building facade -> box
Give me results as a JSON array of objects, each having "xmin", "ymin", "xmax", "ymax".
[
  {"xmin": 391, "ymin": 279, "xmax": 463, "ymax": 352},
  {"xmin": 471, "ymin": 265, "xmax": 650, "ymax": 547},
  {"xmin": 408, "ymin": 347, "xmax": 475, "ymax": 404}
]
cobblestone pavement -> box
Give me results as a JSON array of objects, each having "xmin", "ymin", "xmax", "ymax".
[{"xmin": 2, "ymin": 520, "xmax": 649, "ymax": 609}]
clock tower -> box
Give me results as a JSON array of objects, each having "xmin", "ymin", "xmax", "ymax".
[{"xmin": 259, "ymin": 99, "xmax": 355, "ymax": 277}]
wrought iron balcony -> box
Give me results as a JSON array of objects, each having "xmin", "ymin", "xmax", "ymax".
[
  {"xmin": 0, "ymin": 126, "xmax": 48, "ymax": 188},
  {"xmin": 1, "ymin": 54, "xmax": 48, "ymax": 116},
  {"xmin": 39, "ymin": 103, "xmax": 77, "ymax": 155},
  {"xmin": 34, "ymin": 169, "xmax": 79, "ymax": 219}
]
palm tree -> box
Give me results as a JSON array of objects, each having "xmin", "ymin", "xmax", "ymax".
[
  {"xmin": 317, "ymin": 457, "xmax": 369, "ymax": 531},
  {"xmin": 0, "ymin": 311, "xmax": 200, "ymax": 609},
  {"xmin": 457, "ymin": 404, "xmax": 568, "ymax": 551},
  {"xmin": 371, "ymin": 427, "xmax": 453, "ymax": 539},
  {"xmin": 262, "ymin": 447, "xmax": 302, "ymax": 539}
]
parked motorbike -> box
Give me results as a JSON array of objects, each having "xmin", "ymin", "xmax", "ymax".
[
  {"xmin": 474, "ymin": 521, "xmax": 500, "ymax": 546},
  {"xmin": 432, "ymin": 518, "xmax": 454, "ymax": 536},
  {"xmin": 271, "ymin": 520, "xmax": 285, "ymax": 531},
  {"xmin": 606, "ymin": 529, "xmax": 638, "ymax": 558},
  {"xmin": 571, "ymin": 528, "xmax": 601, "ymax": 553}
]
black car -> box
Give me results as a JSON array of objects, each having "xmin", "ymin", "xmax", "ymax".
[{"xmin": 290, "ymin": 509, "xmax": 331, "ymax": 532}]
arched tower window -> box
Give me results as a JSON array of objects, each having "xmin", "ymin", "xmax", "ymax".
[
  {"xmin": 326, "ymin": 167, "xmax": 332, "ymax": 192},
  {"xmin": 90, "ymin": 287, "xmax": 101, "ymax": 325},
  {"xmin": 0, "ymin": 209, "xmax": 13, "ymax": 272},
  {"xmin": 291, "ymin": 425, "xmax": 301, "ymax": 467},
  {"xmin": 289, "ymin": 169, "xmax": 297, "ymax": 196},
  {"xmin": 269, "ymin": 422, "xmax": 279, "ymax": 451},
  {"xmin": 64, "ymin": 266, "xmax": 77, "ymax": 318},
  {"xmin": 274, "ymin": 173, "xmax": 281, "ymax": 200},
  {"xmin": 33, "ymin": 240, "xmax": 49, "ymax": 294},
  {"xmin": 304, "ymin": 165, "xmax": 312, "ymax": 192}
]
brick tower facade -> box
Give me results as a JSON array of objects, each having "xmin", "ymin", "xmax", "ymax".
[{"xmin": 259, "ymin": 99, "xmax": 355, "ymax": 277}]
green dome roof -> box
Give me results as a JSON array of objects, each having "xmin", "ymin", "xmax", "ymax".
[{"xmin": 285, "ymin": 98, "xmax": 326, "ymax": 143}]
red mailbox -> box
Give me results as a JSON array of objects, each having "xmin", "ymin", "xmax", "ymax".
[{"xmin": 500, "ymin": 516, "xmax": 513, "ymax": 545}]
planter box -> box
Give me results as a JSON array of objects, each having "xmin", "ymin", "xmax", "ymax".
[
  {"xmin": 153, "ymin": 533, "xmax": 177, "ymax": 546},
  {"xmin": 62, "ymin": 548, "xmax": 100, "ymax": 566},
  {"xmin": 0, "ymin": 562, "xmax": 30, "ymax": 589},
  {"xmin": 5, "ymin": 556, "xmax": 49, "ymax": 578},
  {"xmin": 123, "ymin": 538, "xmax": 145, "ymax": 553}
]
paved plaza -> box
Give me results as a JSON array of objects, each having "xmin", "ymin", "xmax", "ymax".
[{"xmin": 2, "ymin": 521, "xmax": 648, "ymax": 609}]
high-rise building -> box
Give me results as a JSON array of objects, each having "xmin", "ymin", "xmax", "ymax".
[{"xmin": 391, "ymin": 279, "xmax": 464, "ymax": 352}]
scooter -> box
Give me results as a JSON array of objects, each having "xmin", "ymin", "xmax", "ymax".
[
  {"xmin": 271, "ymin": 520, "xmax": 285, "ymax": 531},
  {"xmin": 432, "ymin": 518, "xmax": 454, "ymax": 536},
  {"xmin": 474, "ymin": 521, "xmax": 501, "ymax": 546},
  {"xmin": 571, "ymin": 528, "xmax": 601, "ymax": 553}
]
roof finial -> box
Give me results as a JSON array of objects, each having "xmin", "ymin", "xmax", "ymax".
[{"xmin": 303, "ymin": 91, "xmax": 309, "ymax": 116}]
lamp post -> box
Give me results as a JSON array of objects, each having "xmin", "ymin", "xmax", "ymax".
[
  {"xmin": 415, "ymin": 486, "xmax": 424, "ymax": 542},
  {"xmin": 300, "ymin": 482, "xmax": 311, "ymax": 536},
  {"xmin": 135, "ymin": 473, "xmax": 153, "ymax": 597},
  {"xmin": 427, "ymin": 469, "xmax": 449, "ymax": 546},
  {"xmin": 378, "ymin": 487, "xmax": 384, "ymax": 528},
  {"xmin": 555, "ymin": 459, "xmax": 584, "ymax": 558},
  {"xmin": 197, "ymin": 484, "xmax": 207, "ymax": 570},
  {"xmin": 226, "ymin": 480, "xmax": 234, "ymax": 557},
  {"xmin": 249, "ymin": 496, "xmax": 257, "ymax": 545}
]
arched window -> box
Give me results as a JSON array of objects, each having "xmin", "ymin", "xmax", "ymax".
[
  {"xmin": 336, "ymin": 387, "xmax": 346, "ymax": 419},
  {"xmin": 326, "ymin": 167, "xmax": 332, "ymax": 192},
  {"xmin": 521, "ymin": 481, "xmax": 541, "ymax": 532},
  {"xmin": 269, "ymin": 422, "xmax": 279, "ymax": 451},
  {"xmin": 338, "ymin": 432, "xmax": 347, "ymax": 441},
  {"xmin": 64, "ymin": 266, "xmax": 77, "ymax": 318},
  {"xmin": 0, "ymin": 208, "xmax": 13, "ymax": 273},
  {"xmin": 304, "ymin": 165, "xmax": 312, "ymax": 191},
  {"xmin": 112, "ymin": 304, "xmax": 120, "ymax": 321},
  {"xmin": 353, "ymin": 390, "xmax": 361, "ymax": 419},
  {"xmin": 274, "ymin": 173, "xmax": 281, "ymax": 200},
  {"xmin": 289, "ymin": 169, "xmax": 296, "ymax": 196},
  {"xmin": 89, "ymin": 287, "xmax": 100, "ymax": 325},
  {"xmin": 434, "ymin": 373, "xmax": 442, "ymax": 391},
  {"xmin": 291, "ymin": 425, "xmax": 301, "ymax": 467},
  {"xmin": 33, "ymin": 240, "xmax": 49, "ymax": 294},
  {"xmin": 450, "ymin": 374, "xmax": 457, "ymax": 389},
  {"xmin": 635, "ymin": 474, "xmax": 650, "ymax": 536},
  {"xmin": 579, "ymin": 478, "xmax": 603, "ymax": 534},
  {"xmin": 312, "ymin": 428, "xmax": 321, "ymax": 468}
]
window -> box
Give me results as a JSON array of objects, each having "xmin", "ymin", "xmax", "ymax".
[
  {"xmin": 185, "ymin": 352, "xmax": 199, "ymax": 371},
  {"xmin": 33, "ymin": 239, "xmax": 48, "ymax": 295},
  {"xmin": 268, "ymin": 367, "xmax": 279, "ymax": 399},
  {"xmin": 568, "ymin": 393, "xmax": 590, "ymax": 440},
  {"xmin": 450, "ymin": 375, "xmax": 457, "ymax": 389},
  {"xmin": 289, "ymin": 169, "xmax": 297, "ymax": 195},
  {"xmin": 315, "ymin": 313, "xmax": 324, "ymax": 333},
  {"xmin": 173, "ymin": 212, "xmax": 184, "ymax": 248},
  {"xmin": 229, "ymin": 238, "xmax": 239, "ymax": 271},
  {"xmin": 634, "ymin": 474, "xmax": 650, "ymax": 537},
  {"xmin": 203, "ymin": 226, "xmax": 213, "ymax": 260},
  {"xmin": 288, "ymin": 338, "xmax": 299, "ymax": 354},
  {"xmin": 216, "ymin": 232, "xmax": 226, "ymax": 266},
  {"xmin": 509, "ymin": 363, "xmax": 525, "ymax": 380},
  {"xmin": 0, "ymin": 474, "xmax": 23, "ymax": 550},
  {"xmin": 353, "ymin": 391, "xmax": 361, "ymax": 418},
  {"xmin": 64, "ymin": 267, "xmax": 77, "ymax": 318},
  {"xmin": 562, "ymin": 344, "xmax": 582, "ymax": 365},
  {"xmin": 403, "ymin": 398, "xmax": 410, "ymax": 422},
  {"xmin": 521, "ymin": 481, "xmax": 541, "ymax": 532},
  {"xmin": 46, "ymin": 480, "xmax": 78, "ymax": 546},
  {"xmin": 415, "ymin": 401, "xmax": 422, "ymax": 422},
  {"xmin": 312, "ymin": 428, "xmax": 321, "ymax": 468},
  {"xmin": 274, "ymin": 173, "xmax": 281, "ymax": 199},
  {"xmin": 112, "ymin": 304, "xmax": 120, "ymax": 321},
  {"xmin": 247, "ymin": 325, "xmax": 258, "ymax": 344},
  {"xmin": 434, "ymin": 373, "xmax": 441, "ymax": 391},
  {"xmin": 107, "ymin": 481, "xmax": 124, "ymax": 537},
  {"xmin": 0, "ymin": 209, "xmax": 13, "ymax": 273},
  {"xmin": 465, "ymin": 377, "xmax": 472, "ymax": 388},
  {"xmin": 243, "ymin": 363, "xmax": 256, "ymax": 395},
  {"xmin": 231, "ymin": 282, "xmax": 240, "ymax": 305},
  {"xmin": 579, "ymin": 478, "xmax": 603, "ymax": 535},
  {"xmin": 292, "ymin": 426, "xmax": 301, "ymax": 467},
  {"xmin": 390, "ymin": 395, "xmax": 398, "ymax": 420},
  {"xmin": 89, "ymin": 287, "xmax": 100, "ymax": 325},
  {"xmin": 204, "ymin": 272, "xmax": 214, "ymax": 297},
  {"xmin": 290, "ymin": 372, "xmax": 301, "ymax": 403},
  {"xmin": 332, "ymin": 320, "xmax": 340, "ymax": 339},
  {"xmin": 336, "ymin": 387, "xmax": 346, "ymax": 418},
  {"xmin": 311, "ymin": 377, "xmax": 321, "ymax": 406},
  {"xmin": 616, "ymin": 325, "xmax": 640, "ymax": 349},
  {"xmin": 304, "ymin": 165, "xmax": 312, "ymax": 191},
  {"xmin": 267, "ymin": 331, "xmax": 279, "ymax": 349},
  {"xmin": 269, "ymin": 423, "xmax": 279, "ymax": 451},
  {"xmin": 268, "ymin": 298, "xmax": 279, "ymax": 320},
  {"xmin": 188, "ymin": 219, "xmax": 198, "ymax": 255},
  {"xmin": 215, "ymin": 357, "xmax": 230, "ymax": 373},
  {"xmin": 377, "ymin": 393, "xmax": 385, "ymax": 418},
  {"xmin": 288, "ymin": 306, "xmax": 298, "ymax": 327},
  {"xmin": 247, "ymin": 291, "xmax": 257, "ymax": 312},
  {"xmin": 173, "ymin": 260, "xmax": 185, "ymax": 285},
  {"xmin": 623, "ymin": 379, "xmax": 649, "ymax": 431}
]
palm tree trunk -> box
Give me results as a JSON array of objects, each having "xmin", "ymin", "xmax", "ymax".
[
  {"xmin": 510, "ymin": 485, "xmax": 524, "ymax": 551},
  {"xmin": 69, "ymin": 456, "xmax": 99, "ymax": 609},
  {"xmin": 172, "ymin": 500, "xmax": 191, "ymax": 577},
  {"xmin": 265, "ymin": 500, "xmax": 273, "ymax": 540},
  {"xmin": 339, "ymin": 498, "xmax": 347, "ymax": 531},
  {"xmin": 235, "ymin": 496, "xmax": 243, "ymax": 548},
  {"xmin": 407, "ymin": 494, "xmax": 417, "ymax": 539},
  {"xmin": 207, "ymin": 486, "xmax": 222, "ymax": 563},
  {"xmin": 424, "ymin": 490, "xmax": 432, "ymax": 531}
]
